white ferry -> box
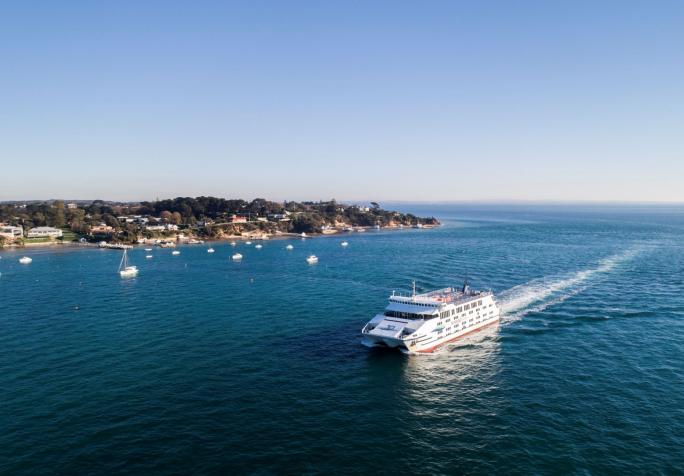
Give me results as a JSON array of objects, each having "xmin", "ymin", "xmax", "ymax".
[{"xmin": 361, "ymin": 281, "xmax": 500, "ymax": 354}]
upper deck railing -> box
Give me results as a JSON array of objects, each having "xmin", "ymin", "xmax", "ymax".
[{"xmin": 389, "ymin": 286, "xmax": 492, "ymax": 306}]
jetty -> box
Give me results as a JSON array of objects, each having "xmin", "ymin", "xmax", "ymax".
[{"xmin": 98, "ymin": 241, "xmax": 133, "ymax": 250}]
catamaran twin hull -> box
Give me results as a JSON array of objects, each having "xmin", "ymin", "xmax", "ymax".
[{"xmin": 361, "ymin": 284, "xmax": 500, "ymax": 354}]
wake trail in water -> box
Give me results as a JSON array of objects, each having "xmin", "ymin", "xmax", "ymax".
[{"xmin": 498, "ymin": 247, "xmax": 643, "ymax": 322}]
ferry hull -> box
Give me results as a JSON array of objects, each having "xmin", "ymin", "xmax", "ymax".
[
  {"xmin": 361, "ymin": 335, "xmax": 406, "ymax": 350},
  {"xmin": 405, "ymin": 317, "xmax": 500, "ymax": 354},
  {"xmin": 363, "ymin": 315, "xmax": 500, "ymax": 354}
]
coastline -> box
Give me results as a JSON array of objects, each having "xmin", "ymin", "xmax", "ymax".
[{"xmin": 0, "ymin": 223, "xmax": 441, "ymax": 251}]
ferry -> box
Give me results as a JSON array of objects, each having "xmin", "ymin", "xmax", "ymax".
[{"xmin": 361, "ymin": 281, "xmax": 500, "ymax": 354}]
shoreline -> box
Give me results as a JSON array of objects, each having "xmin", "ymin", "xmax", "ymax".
[{"xmin": 0, "ymin": 224, "xmax": 440, "ymax": 251}]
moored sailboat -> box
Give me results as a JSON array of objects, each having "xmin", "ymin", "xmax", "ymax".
[{"xmin": 118, "ymin": 249, "xmax": 138, "ymax": 278}]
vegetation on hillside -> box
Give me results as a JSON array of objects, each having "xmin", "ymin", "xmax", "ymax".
[{"xmin": 0, "ymin": 198, "xmax": 439, "ymax": 243}]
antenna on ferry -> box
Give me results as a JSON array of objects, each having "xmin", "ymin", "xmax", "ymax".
[
  {"xmin": 462, "ymin": 271, "xmax": 470, "ymax": 294},
  {"xmin": 412, "ymin": 280, "xmax": 416, "ymax": 300}
]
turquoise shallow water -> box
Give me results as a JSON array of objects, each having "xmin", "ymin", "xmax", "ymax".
[{"xmin": 1, "ymin": 205, "xmax": 684, "ymax": 474}]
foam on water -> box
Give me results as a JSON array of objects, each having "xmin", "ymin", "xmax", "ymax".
[{"xmin": 499, "ymin": 247, "xmax": 643, "ymax": 322}]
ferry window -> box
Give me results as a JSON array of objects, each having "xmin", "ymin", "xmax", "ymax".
[{"xmin": 478, "ymin": 300, "xmax": 482, "ymax": 306}]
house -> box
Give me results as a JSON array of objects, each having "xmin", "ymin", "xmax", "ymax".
[
  {"xmin": 90, "ymin": 224, "xmax": 114, "ymax": 234},
  {"xmin": 229, "ymin": 214, "xmax": 247, "ymax": 223},
  {"xmin": 0, "ymin": 225, "xmax": 23, "ymax": 240},
  {"xmin": 66, "ymin": 203, "xmax": 78, "ymax": 209},
  {"xmin": 27, "ymin": 227, "xmax": 63, "ymax": 238},
  {"xmin": 267, "ymin": 213, "xmax": 290, "ymax": 221},
  {"xmin": 145, "ymin": 224, "xmax": 178, "ymax": 232}
]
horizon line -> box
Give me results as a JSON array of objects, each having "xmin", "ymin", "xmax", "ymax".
[{"xmin": 2, "ymin": 197, "xmax": 684, "ymax": 207}]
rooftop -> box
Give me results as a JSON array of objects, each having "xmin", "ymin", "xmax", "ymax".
[{"xmin": 389, "ymin": 286, "xmax": 491, "ymax": 307}]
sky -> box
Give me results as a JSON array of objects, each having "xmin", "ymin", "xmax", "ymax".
[{"xmin": 1, "ymin": 1, "xmax": 683, "ymax": 202}]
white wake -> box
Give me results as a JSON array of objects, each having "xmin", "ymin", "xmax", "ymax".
[{"xmin": 498, "ymin": 247, "xmax": 642, "ymax": 322}]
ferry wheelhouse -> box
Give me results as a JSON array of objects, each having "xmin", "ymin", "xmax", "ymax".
[{"xmin": 361, "ymin": 282, "xmax": 500, "ymax": 354}]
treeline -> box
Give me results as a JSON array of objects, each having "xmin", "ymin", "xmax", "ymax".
[{"xmin": 137, "ymin": 197, "xmax": 289, "ymax": 222}]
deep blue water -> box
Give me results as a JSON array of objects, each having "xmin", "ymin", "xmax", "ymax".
[{"xmin": 1, "ymin": 205, "xmax": 684, "ymax": 474}]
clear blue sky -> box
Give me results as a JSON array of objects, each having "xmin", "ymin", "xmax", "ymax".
[{"xmin": 1, "ymin": 1, "xmax": 682, "ymax": 202}]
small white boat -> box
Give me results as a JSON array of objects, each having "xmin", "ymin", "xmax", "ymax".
[
  {"xmin": 172, "ymin": 250, "xmax": 181, "ymax": 255},
  {"xmin": 207, "ymin": 248, "xmax": 215, "ymax": 253},
  {"xmin": 245, "ymin": 241, "xmax": 252, "ymax": 245},
  {"xmin": 341, "ymin": 241, "xmax": 349, "ymax": 247},
  {"xmin": 146, "ymin": 255, "xmax": 153, "ymax": 259},
  {"xmin": 230, "ymin": 241, "xmax": 237, "ymax": 246},
  {"xmin": 144, "ymin": 248, "xmax": 153, "ymax": 251},
  {"xmin": 19, "ymin": 256, "xmax": 32, "ymax": 264},
  {"xmin": 255, "ymin": 244, "xmax": 263, "ymax": 249},
  {"xmin": 286, "ymin": 244, "xmax": 294, "ymax": 250},
  {"xmin": 232, "ymin": 253, "xmax": 243, "ymax": 260},
  {"xmin": 306, "ymin": 255, "xmax": 318, "ymax": 264},
  {"xmin": 118, "ymin": 249, "xmax": 138, "ymax": 277}
]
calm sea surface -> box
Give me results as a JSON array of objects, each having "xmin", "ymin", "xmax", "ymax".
[{"xmin": 1, "ymin": 204, "xmax": 684, "ymax": 474}]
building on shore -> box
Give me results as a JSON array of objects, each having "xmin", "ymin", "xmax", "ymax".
[
  {"xmin": 27, "ymin": 227, "xmax": 63, "ymax": 238},
  {"xmin": 0, "ymin": 225, "xmax": 24, "ymax": 240},
  {"xmin": 90, "ymin": 224, "xmax": 114, "ymax": 234},
  {"xmin": 229, "ymin": 214, "xmax": 247, "ymax": 223},
  {"xmin": 145, "ymin": 224, "xmax": 179, "ymax": 232}
]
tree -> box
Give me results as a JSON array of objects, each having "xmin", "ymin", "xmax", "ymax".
[
  {"xmin": 160, "ymin": 210, "xmax": 173, "ymax": 222},
  {"xmin": 103, "ymin": 214, "xmax": 119, "ymax": 227},
  {"xmin": 33, "ymin": 211, "xmax": 47, "ymax": 227}
]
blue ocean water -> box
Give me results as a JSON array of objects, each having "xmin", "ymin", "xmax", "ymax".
[{"xmin": 1, "ymin": 204, "xmax": 684, "ymax": 474}]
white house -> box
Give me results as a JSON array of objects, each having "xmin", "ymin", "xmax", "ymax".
[
  {"xmin": 0, "ymin": 225, "xmax": 23, "ymax": 240},
  {"xmin": 27, "ymin": 227, "xmax": 63, "ymax": 238},
  {"xmin": 146, "ymin": 224, "xmax": 178, "ymax": 232}
]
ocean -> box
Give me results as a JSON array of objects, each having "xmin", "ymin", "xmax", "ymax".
[{"xmin": 1, "ymin": 204, "xmax": 683, "ymax": 474}]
